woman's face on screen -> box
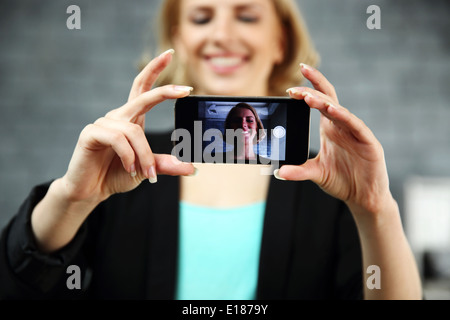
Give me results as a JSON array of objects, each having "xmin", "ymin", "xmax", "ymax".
[
  {"xmin": 228, "ymin": 107, "xmax": 258, "ymax": 143},
  {"xmin": 174, "ymin": 0, "xmax": 284, "ymax": 96}
]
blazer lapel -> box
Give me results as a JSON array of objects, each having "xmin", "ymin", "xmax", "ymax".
[
  {"xmin": 256, "ymin": 176, "xmax": 298, "ymax": 299},
  {"xmin": 144, "ymin": 175, "xmax": 180, "ymax": 299}
]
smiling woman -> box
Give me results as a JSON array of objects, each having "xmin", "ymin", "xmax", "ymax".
[
  {"xmin": 0, "ymin": 0, "xmax": 422, "ymax": 301},
  {"xmin": 153, "ymin": 0, "xmax": 319, "ymax": 96},
  {"xmin": 224, "ymin": 102, "xmax": 265, "ymax": 160},
  {"xmin": 174, "ymin": 0, "xmax": 284, "ymax": 96}
]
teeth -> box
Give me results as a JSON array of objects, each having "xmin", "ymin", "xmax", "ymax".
[{"xmin": 209, "ymin": 57, "xmax": 242, "ymax": 67}]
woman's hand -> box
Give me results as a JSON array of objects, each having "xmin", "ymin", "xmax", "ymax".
[
  {"xmin": 281, "ymin": 63, "xmax": 395, "ymax": 217},
  {"xmin": 60, "ymin": 49, "xmax": 195, "ymax": 205},
  {"xmin": 281, "ymin": 64, "xmax": 423, "ymax": 300}
]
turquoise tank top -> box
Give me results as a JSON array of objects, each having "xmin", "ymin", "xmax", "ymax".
[{"xmin": 175, "ymin": 201, "xmax": 266, "ymax": 300}]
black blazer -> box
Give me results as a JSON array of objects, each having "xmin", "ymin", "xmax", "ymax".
[{"xmin": 0, "ymin": 132, "xmax": 363, "ymax": 300}]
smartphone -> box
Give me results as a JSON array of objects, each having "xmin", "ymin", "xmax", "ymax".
[{"xmin": 172, "ymin": 95, "xmax": 310, "ymax": 165}]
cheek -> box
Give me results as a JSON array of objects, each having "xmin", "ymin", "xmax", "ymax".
[
  {"xmin": 248, "ymin": 27, "xmax": 282, "ymax": 63},
  {"xmin": 178, "ymin": 28, "xmax": 204, "ymax": 57}
]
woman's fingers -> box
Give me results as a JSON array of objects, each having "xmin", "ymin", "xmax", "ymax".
[
  {"xmin": 299, "ymin": 63, "xmax": 338, "ymax": 102},
  {"xmin": 93, "ymin": 117, "xmax": 155, "ymax": 179},
  {"xmin": 286, "ymin": 63, "xmax": 370, "ymax": 145},
  {"xmin": 286, "ymin": 86, "xmax": 332, "ymax": 104},
  {"xmin": 79, "ymin": 124, "xmax": 137, "ymax": 176},
  {"xmin": 109, "ymin": 84, "xmax": 193, "ymax": 122},
  {"xmin": 288, "ymin": 87, "xmax": 374, "ymax": 145},
  {"xmin": 64, "ymin": 49, "xmax": 195, "ymax": 202},
  {"xmin": 80, "ymin": 120, "xmax": 196, "ymax": 182},
  {"xmin": 128, "ymin": 49, "xmax": 175, "ymax": 101},
  {"xmin": 121, "ymin": 49, "xmax": 193, "ymax": 124},
  {"xmin": 306, "ymin": 94, "xmax": 375, "ymax": 145}
]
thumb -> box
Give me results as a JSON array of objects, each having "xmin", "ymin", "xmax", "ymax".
[
  {"xmin": 275, "ymin": 159, "xmax": 322, "ymax": 183},
  {"xmin": 154, "ymin": 154, "xmax": 197, "ymax": 177}
]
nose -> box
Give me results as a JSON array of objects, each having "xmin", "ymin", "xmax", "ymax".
[
  {"xmin": 211, "ymin": 12, "xmax": 235, "ymax": 45},
  {"xmin": 241, "ymin": 118, "xmax": 248, "ymax": 129}
]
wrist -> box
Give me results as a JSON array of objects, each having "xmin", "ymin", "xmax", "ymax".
[
  {"xmin": 55, "ymin": 175, "xmax": 105, "ymax": 209},
  {"xmin": 31, "ymin": 178, "xmax": 101, "ymax": 253},
  {"xmin": 45, "ymin": 177, "xmax": 102, "ymax": 221},
  {"xmin": 346, "ymin": 192, "xmax": 402, "ymax": 233}
]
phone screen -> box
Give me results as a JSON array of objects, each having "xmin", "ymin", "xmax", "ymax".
[{"xmin": 173, "ymin": 96, "xmax": 310, "ymax": 165}]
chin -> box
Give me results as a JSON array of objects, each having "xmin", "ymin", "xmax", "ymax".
[
  {"xmin": 200, "ymin": 85, "xmax": 244, "ymax": 96},
  {"xmin": 199, "ymin": 77, "xmax": 262, "ymax": 96},
  {"xmin": 204, "ymin": 87, "xmax": 262, "ymax": 97}
]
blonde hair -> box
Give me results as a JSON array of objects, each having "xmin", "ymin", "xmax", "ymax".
[{"xmin": 141, "ymin": 0, "xmax": 319, "ymax": 96}]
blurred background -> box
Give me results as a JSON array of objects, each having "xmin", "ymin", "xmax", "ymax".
[{"xmin": 0, "ymin": 0, "xmax": 449, "ymax": 298}]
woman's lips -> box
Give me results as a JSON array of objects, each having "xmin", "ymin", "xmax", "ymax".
[
  {"xmin": 205, "ymin": 55, "xmax": 246, "ymax": 74},
  {"xmin": 231, "ymin": 129, "xmax": 251, "ymax": 135},
  {"xmin": 236, "ymin": 130, "xmax": 251, "ymax": 137}
]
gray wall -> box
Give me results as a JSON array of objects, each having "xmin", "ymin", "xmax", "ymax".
[{"xmin": 1, "ymin": 1, "xmax": 449, "ymax": 239}]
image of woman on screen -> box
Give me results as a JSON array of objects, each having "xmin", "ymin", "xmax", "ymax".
[{"xmin": 223, "ymin": 103, "xmax": 266, "ymax": 162}]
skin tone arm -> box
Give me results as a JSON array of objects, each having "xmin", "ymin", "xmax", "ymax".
[
  {"xmin": 280, "ymin": 63, "xmax": 422, "ymax": 300},
  {"xmin": 31, "ymin": 50, "xmax": 196, "ymax": 253}
]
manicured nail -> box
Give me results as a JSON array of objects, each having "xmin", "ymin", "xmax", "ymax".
[
  {"xmin": 148, "ymin": 166, "xmax": 157, "ymax": 184},
  {"xmin": 300, "ymin": 63, "xmax": 313, "ymax": 71},
  {"xmin": 160, "ymin": 48, "xmax": 175, "ymax": 57},
  {"xmin": 273, "ymin": 169, "xmax": 286, "ymax": 181},
  {"xmin": 302, "ymin": 91, "xmax": 314, "ymax": 99},
  {"xmin": 325, "ymin": 102, "xmax": 336, "ymax": 112},
  {"xmin": 188, "ymin": 167, "xmax": 199, "ymax": 177},
  {"xmin": 174, "ymin": 86, "xmax": 193, "ymax": 93},
  {"xmin": 286, "ymin": 87, "xmax": 302, "ymax": 95},
  {"xmin": 130, "ymin": 164, "xmax": 137, "ymax": 178}
]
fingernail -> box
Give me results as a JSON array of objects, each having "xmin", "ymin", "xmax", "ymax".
[
  {"xmin": 325, "ymin": 102, "xmax": 336, "ymax": 112},
  {"xmin": 188, "ymin": 167, "xmax": 199, "ymax": 177},
  {"xmin": 130, "ymin": 164, "xmax": 137, "ymax": 178},
  {"xmin": 302, "ymin": 92, "xmax": 314, "ymax": 99},
  {"xmin": 148, "ymin": 165, "xmax": 157, "ymax": 184},
  {"xmin": 300, "ymin": 63, "xmax": 313, "ymax": 71},
  {"xmin": 174, "ymin": 86, "xmax": 193, "ymax": 93},
  {"xmin": 160, "ymin": 48, "xmax": 175, "ymax": 57},
  {"xmin": 286, "ymin": 87, "xmax": 302, "ymax": 95},
  {"xmin": 273, "ymin": 169, "xmax": 286, "ymax": 181}
]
